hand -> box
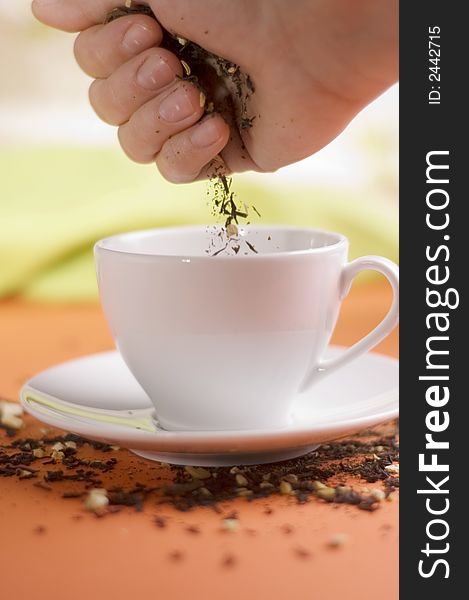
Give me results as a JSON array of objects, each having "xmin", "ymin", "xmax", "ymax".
[{"xmin": 32, "ymin": 0, "xmax": 398, "ymax": 183}]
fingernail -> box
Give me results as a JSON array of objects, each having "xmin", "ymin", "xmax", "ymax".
[
  {"xmin": 136, "ymin": 55, "xmax": 175, "ymax": 91},
  {"xmin": 190, "ymin": 118, "xmax": 222, "ymax": 148},
  {"xmin": 159, "ymin": 86, "xmax": 197, "ymax": 122},
  {"xmin": 122, "ymin": 23, "xmax": 156, "ymax": 54}
]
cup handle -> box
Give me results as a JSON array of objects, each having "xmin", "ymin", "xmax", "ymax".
[{"xmin": 299, "ymin": 256, "xmax": 399, "ymax": 393}]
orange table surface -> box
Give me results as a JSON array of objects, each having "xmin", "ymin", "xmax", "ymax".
[{"xmin": 0, "ymin": 282, "xmax": 398, "ymax": 600}]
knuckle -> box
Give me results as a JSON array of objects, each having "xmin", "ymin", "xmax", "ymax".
[
  {"xmin": 118, "ymin": 126, "xmax": 154, "ymax": 164},
  {"xmin": 156, "ymin": 142, "xmax": 199, "ymax": 184},
  {"xmin": 88, "ymin": 80, "xmax": 103, "ymax": 115},
  {"xmin": 74, "ymin": 29, "xmax": 107, "ymax": 77},
  {"xmin": 73, "ymin": 31, "xmax": 93, "ymax": 72},
  {"xmin": 157, "ymin": 164, "xmax": 191, "ymax": 184},
  {"xmin": 88, "ymin": 80, "xmax": 121, "ymax": 126},
  {"xmin": 135, "ymin": 103, "xmax": 166, "ymax": 146},
  {"xmin": 252, "ymin": 155, "xmax": 282, "ymax": 173},
  {"xmin": 106, "ymin": 77, "xmax": 129, "ymax": 123},
  {"xmin": 73, "ymin": 32, "xmax": 83, "ymax": 62}
]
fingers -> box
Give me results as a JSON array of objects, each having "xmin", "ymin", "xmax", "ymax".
[
  {"xmin": 89, "ymin": 48, "xmax": 183, "ymax": 125},
  {"xmin": 117, "ymin": 81, "xmax": 209, "ymax": 163},
  {"xmin": 32, "ymin": 0, "xmax": 125, "ymax": 32},
  {"xmin": 155, "ymin": 115, "xmax": 230, "ymax": 182},
  {"xmin": 74, "ymin": 14, "xmax": 162, "ymax": 79},
  {"xmin": 31, "ymin": 0, "xmax": 252, "ymax": 182}
]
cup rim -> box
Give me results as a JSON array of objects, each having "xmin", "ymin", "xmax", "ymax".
[{"xmin": 94, "ymin": 224, "xmax": 348, "ymax": 260}]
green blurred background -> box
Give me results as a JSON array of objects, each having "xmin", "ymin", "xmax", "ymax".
[{"xmin": 0, "ymin": 4, "xmax": 398, "ymax": 303}]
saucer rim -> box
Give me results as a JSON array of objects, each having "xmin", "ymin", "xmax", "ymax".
[{"xmin": 20, "ymin": 348, "xmax": 398, "ymax": 454}]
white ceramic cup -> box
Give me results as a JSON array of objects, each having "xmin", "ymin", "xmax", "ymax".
[{"xmin": 95, "ymin": 225, "xmax": 399, "ymax": 431}]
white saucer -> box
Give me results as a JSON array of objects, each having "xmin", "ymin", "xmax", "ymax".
[{"xmin": 20, "ymin": 348, "xmax": 398, "ymax": 466}]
